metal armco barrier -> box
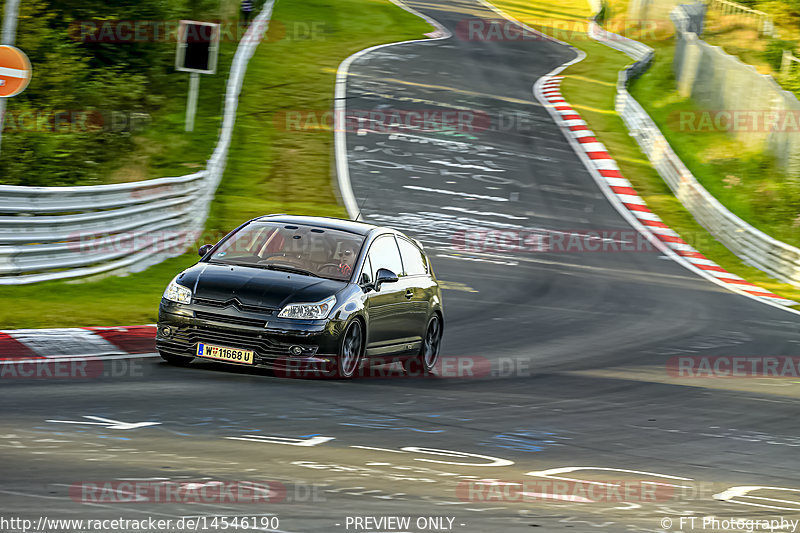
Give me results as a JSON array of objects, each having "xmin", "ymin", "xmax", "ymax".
[
  {"xmin": 0, "ymin": 0, "xmax": 275, "ymax": 285},
  {"xmin": 705, "ymin": 0, "xmax": 775, "ymax": 37},
  {"xmin": 589, "ymin": 8, "xmax": 800, "ymax": 288}
]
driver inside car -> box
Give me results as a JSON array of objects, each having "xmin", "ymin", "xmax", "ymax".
[{"xmin": 338, "ymin": 247, "xmax": 355, "ymax": 277}]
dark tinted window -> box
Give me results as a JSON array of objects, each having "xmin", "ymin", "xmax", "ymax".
[
  {"xmin": 362, "ymin": 256, "xmax": 373, "ymax": 284},
  {"xmin": 367, "ymin": 235, "xmax": 403, "ymax": 277},
  {"xmin": 209, "ymin": 222, "xmax": 365, "ymax": 281},
  {"xmin": 397, "ymin": 238, "xmax": 427, "ymax": 276}
]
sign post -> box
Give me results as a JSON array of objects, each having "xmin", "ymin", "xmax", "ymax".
[
  {"xmin": 175, "ymin": 20, "xmax": 220, "ymax": 132},
  {"xmin": 0, "ymin": 0, "xmax": 25, "ymax": 156},
  {"xmin": 186, "ymin": 71, "xmax": 200, "ymax": 132}
]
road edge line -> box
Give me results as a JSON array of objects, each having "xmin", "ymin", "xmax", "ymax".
[
  {"xmin": 334, "ymin": 0, "xmax": 452, "ymax": 220},
  {"xmin": 481, "ymin": 0, "xmax": 799, "ymax": 314}
]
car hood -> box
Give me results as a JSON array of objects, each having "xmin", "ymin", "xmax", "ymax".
[{"xmin": 178, "ymin": 263, "xmax": 348, "ymax": 309}]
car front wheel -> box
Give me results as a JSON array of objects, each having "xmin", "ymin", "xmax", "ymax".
[{"xmin": 334, "ymin": 320, "xmax": 364, "ymax": 379}]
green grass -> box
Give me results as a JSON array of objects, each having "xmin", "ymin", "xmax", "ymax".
[
  {"xmin": 0, "ymin": 0, "xmax": 432, "ymax": 328},
  {"xmin": 205, "ymin": 0, "xmax": 433, "ymax": 233},
  {"xmin": 487, "ymin": 0, "xmax": 800, "ymax": 304},
  {"xmin": 629, "ymin": 46, "xmax": 800, "ymax": 248},
  {"xmin": 79, "ymin": 0, "xmax": 241, "ymax": 184},
  {"xmin": 701, "ymin": 4, "xmax": 800, "ymax": 78},
  {"xmin": 105, "ymin": 40, "xmax": 236, "ymax": 183},
  {"xmin": 0, "ymin": 255, "xmax": 197, "ymax": 329}
]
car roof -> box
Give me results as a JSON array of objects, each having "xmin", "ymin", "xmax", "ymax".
[{"xmin": 253, "ymin": 214, "xmax": 381, "ymax": 236}]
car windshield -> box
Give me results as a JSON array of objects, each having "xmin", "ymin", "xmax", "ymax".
[{"xmin": 207, "ymin": 222, "xmax": 366, "ymax": 282}]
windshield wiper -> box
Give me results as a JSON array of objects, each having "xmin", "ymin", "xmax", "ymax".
[
  {"xmin": 209, "ymin": 260, "xmax": 321, "ymax": 278},
  {"xmin": 263, "ymin": 264, "xmax": 320, "ymax": 278},
  {"xmin": 208, "ymin": 260, "xmax": 250, "ymax": 267}
]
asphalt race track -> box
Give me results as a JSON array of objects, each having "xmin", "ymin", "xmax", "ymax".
[{"xmin": 2, "ymin": 1, "xmax": 800, "ymax": 532}]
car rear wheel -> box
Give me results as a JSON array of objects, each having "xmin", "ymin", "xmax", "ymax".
[
  {"xmin": 160, "ymin": 352, "xmax": 194, "ymax": 366},
  {"xmin": 403, "ymin": 315, "xmax": 442, "ymax": 375},
  {"xmin": 335, "ymin": 320, "xmax": 363, "ymax": 378}
]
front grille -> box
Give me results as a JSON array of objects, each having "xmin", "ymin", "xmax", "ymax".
[
  {"xmin": 162, "ymin": 324, "xmax": 319, "ymax": 363},
  {"xmin": 194, "ymin": 311, "xmax": 266, "ymax": 328},
  {"xmin": 193, "ymin": 297, "xmax": 226, "ymax": 308},
  {"xmin": 194, "ymin": 297, "xmax": 277, "ymax": 315}
]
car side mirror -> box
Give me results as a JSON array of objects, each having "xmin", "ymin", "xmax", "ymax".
[
  {"xmin": 374, "ymin": 268, "xmax": 398, "ymax": 291},
  {"xmin": 198, "ymin": 244, "xmax": 214, "ymax": 258}
]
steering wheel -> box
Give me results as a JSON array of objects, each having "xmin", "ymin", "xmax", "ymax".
[
  {"xmin": 318, "ymin": 263, "xmax": 351, "ymax": 276},
  {"xmin": 258, "ymin": 254, "xmax": 307, "ymax": 268}
]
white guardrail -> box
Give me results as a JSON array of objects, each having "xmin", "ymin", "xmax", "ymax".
[
  {"xmin": 0, "ymin": 1, "xmax": 275, "ymax": 285},
  {"xmin": 588, "ymin": 8, "xmax": 800, "ymax": 288}
]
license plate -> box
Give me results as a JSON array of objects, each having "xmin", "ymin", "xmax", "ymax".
[{"xmin": 196, "ymin": 343, "xmax": 254, "ymax": 365}]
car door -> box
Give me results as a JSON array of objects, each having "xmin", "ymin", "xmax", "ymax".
[
  {"xmin": 396, "ymin": 236, "xmax": 433, "ymax": 340},
  {"xmin": 363, "ymin": 235, "xmax": 408, "ymax": 355}
]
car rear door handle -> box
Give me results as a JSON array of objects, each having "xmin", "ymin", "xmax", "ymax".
[{"xmin": 405, "ymin": 289, "xmax": 414, "ymax": 299}]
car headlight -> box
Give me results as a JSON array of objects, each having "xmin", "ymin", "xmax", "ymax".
[
  {"xmin": 163, "ymin": 277, "xmax": 192, "ymax": 304},
  {"xmin": 278, "ymin": 296, "xmax": 336, "ymax": 319}
]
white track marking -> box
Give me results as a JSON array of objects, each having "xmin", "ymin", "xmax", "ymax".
[
  {"xmin": 334, "ymin": 0, "xmax": 452, "ymax": 219},
  {"xmin": 45, "ymin": 416, "xmax": 161, "ymax": 430},
  {"xmin": 441, "ymin": 206, "xmax": 528, "ymax": 220},
  {"xmin": 403, "ymin": 185, "xmax": 509, "ymax": 202},
  {"xmin": 6, "ymin": 329, "xmax": 121, "ymax": 356},
  {"xmin": 714, "ymin": 486, "xmax": 800, "ymax": 511}
]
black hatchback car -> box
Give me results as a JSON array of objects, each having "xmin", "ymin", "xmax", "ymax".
[{"xmin": 156, "ymin": 215, "xmax": 444, "ymax": 378}]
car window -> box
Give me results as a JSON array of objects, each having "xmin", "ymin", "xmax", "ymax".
[
  {"xmin": 362, "ymin": 256, "xmax": 373, "ymax": 284},
  {"xmin": 367, "ymin": 235, "xmax": 403, "ymax": 277},
  {"xmin": 397, "ymin": 237, "xmax": 428, "ymax": 276},
  {"xmin": 208, "ymin": 222, "xmax": 365, "ymax": 281}
]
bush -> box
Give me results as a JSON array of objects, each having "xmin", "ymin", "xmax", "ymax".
[
  {"xmin": 0, "ymin": 0, "xmax": 229, "ymax": 186},
  {"xmin": 763, "ymin": 37, "xmax": 796, "ymax": 71},
  {"xmin": 595, "ymin": 0, "xmax": 610, "ymax": 24}
]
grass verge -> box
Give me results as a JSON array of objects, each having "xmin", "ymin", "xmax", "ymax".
[
  {"xmin": 105, "ymin": 39, "xmax": 236, "ymax": 183},
  {"xmin": 0, "ymin": 0, "xmax": 432, "ymax": 329},
  {"xmin": 629, "ymin": 45, "xmax": 800, "ymax": 248},
  {"xmin": 487, "ymin": 0, "xmax": 800, "ymax": 304}
]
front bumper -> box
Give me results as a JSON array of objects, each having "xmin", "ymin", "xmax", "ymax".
[{"xmin": 156, "ymin": 299, "xmax": 344, "ymax": 369}]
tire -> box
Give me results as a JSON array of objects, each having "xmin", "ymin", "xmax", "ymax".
[
  {"xmin": 333, "ymin": 320, "xmax": 364, "ymax": 379},
  {"xmin": 160, "ymin": 351, "xmax": 194, "ymax": 366},
  {"xmin": 403, "ymin": 314, "xmax": 442, "ymax": 376}
]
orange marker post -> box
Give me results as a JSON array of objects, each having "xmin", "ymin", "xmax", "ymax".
[{"xmin": 0, "ymin": 45, "xmax": 31, "ymax": 98}]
